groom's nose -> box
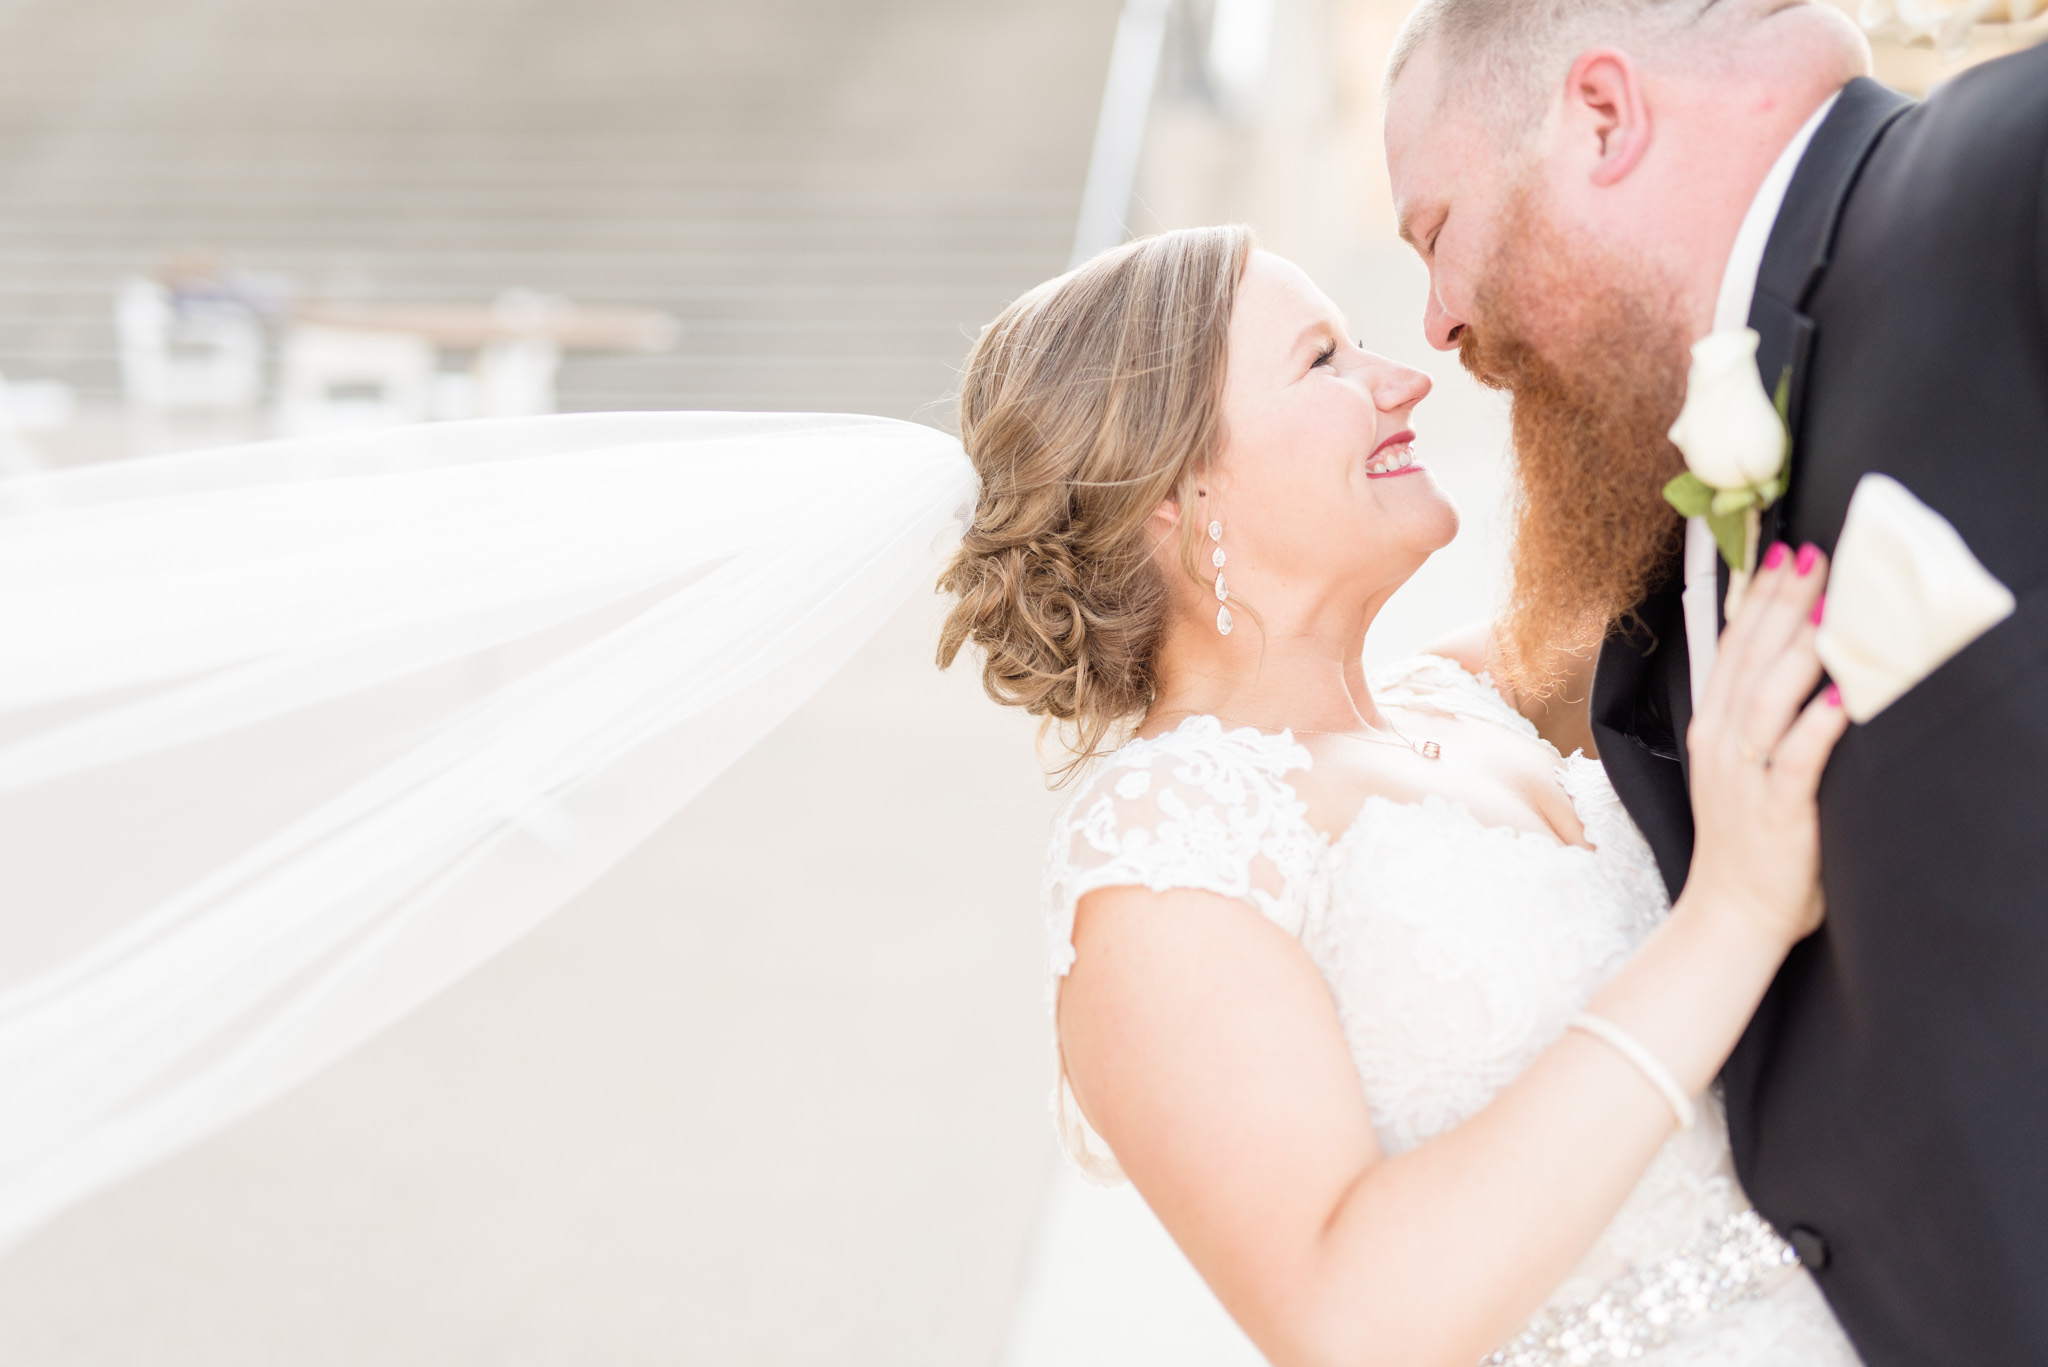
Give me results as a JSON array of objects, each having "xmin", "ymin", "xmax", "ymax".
[{"xmin": 1424, "ymin": 282, "xmax": 1467, "ymax": 352}]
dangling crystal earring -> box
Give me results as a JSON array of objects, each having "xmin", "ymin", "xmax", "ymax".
[{"xmin": 1208, "ymin": 519, "xmax": 1232, "ymax": 636}]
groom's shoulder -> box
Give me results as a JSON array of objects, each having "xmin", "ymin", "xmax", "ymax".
[
  {"xmin": 1889, "ymin": 44, "xmax": 2048, "ymax": 173},
  {"xmin": 1943, "ymin": 37, "xmax": 2048, "ymax": 103},
  {"xmin": 1845, "ymin": 49, "xmax": 2048, "ymax": 276}
]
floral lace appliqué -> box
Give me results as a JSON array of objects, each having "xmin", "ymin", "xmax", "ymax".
[
  {"xmin": 1030, "ymin": 656, "xmax": 1852, "ymax": 1362},
  {"xmin": 1044, "ymin": 716, "xmax": 1324, "ymax": 978}
]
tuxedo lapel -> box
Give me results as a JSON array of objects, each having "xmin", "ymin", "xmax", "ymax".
[
  {"xmin": 1596, "ymin": 79, "xmax": 1911, "ymax": 901},
  {"xmin": 1749, "ymin": 78, "xmax": 1913, "ymax": 551},
  {"xmin": 1592, "ymin": 576, "xmax": 1694, "ymax": 899}
]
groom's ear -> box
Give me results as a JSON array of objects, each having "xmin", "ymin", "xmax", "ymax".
[{"xmin": 1561, "ymin": 48, "xmax": 1652, "ymax": 188}]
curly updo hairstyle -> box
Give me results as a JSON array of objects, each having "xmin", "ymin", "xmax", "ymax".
[{"xmin": 937, "ymin": 225, "xmax": 1254, "ymax": 779}]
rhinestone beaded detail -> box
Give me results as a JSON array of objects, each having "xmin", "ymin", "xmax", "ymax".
[{"xmin": 1481, "ymin": 1209, "xmax": 1798, "ymax": 1367}]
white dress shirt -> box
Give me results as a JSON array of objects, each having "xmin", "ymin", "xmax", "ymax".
[{"xmin": 1682, "ymin": 92, "xmax": 1841, "ymax": 713}]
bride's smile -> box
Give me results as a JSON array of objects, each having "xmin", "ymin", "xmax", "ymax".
[
  {"xmin": 1362, "ymin": 430, "xmax": 1418, "ymax": 478},
  {"xmin": 1203, "ymin": 249, "xmax": 1459, "ymax": 616}
]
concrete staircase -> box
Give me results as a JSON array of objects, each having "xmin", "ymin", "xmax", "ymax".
[{"xmin": 0, "ymin": 0, "xmax": 1119, "ymax": 422}]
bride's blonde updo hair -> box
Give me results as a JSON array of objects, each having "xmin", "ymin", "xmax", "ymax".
[{"xmin": 938, "ymin": 225, "xmax": 1253, "ymax": 778}]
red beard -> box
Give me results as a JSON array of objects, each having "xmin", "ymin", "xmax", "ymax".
[{"xmin": 1458, "ymin": 190, "xmax": 1693, "ymax": 693}]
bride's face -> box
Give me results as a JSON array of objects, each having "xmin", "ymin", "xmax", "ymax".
[{"xmin": 1204, "ymin": 252, "xmax": 1457, "ymax": 600}]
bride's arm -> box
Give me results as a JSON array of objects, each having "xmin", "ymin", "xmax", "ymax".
[{"xmin": 1062, "ymin": 552, "xmax": 1847, "ymax": 1367}]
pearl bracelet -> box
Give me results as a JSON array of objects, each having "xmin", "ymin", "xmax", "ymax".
[{"xmin": 1568, "ymin": 1012, "xmax": 1698, "ymax": 1131}]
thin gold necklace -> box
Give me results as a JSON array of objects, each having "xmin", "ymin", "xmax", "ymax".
[{"xmin": 1154, "ymin": 709, "xmax": 1443, "ymax": 761}]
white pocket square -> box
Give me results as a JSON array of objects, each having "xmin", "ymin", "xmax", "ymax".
[{"xmin": 1815, "ymin": 473, "xmax": 2015, "ymax": 723}]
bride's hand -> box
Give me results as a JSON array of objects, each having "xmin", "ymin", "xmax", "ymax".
[{"xmin": 1685, "ymin": 542, "xmax": 1850, "ymax": 949}]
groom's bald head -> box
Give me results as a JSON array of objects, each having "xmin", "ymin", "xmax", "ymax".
[
  {"xmin": 1388, "ymin": 0, "xmax": 1770, "ymax": 138},
  {"xmin": 1383, "ymin": 0, "xmax": 1868, "ymax": 343}
]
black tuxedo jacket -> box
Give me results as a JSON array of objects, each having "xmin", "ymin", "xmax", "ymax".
[{"xmin": 1591, "ymin": 57, "xmax": 2048, "ymax": 1365}]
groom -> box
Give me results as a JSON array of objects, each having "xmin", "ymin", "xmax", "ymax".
[{"xmin": 1384, "ymin": 2, "xmax": 2048, "ymax": 1363}]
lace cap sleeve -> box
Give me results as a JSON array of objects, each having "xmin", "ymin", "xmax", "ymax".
[
  {"xmin": 1041, "ymin": 716, "xmax": 1325, "ymax": 1181},
  {"xmin": 1043, "ymin": 716, "xmax": 1325, "ymax": 979}
]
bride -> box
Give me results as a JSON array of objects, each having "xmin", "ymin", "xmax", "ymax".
[{"xmin": 939, "ymin": 225, "xmax": 1860, "ymax": 1365}]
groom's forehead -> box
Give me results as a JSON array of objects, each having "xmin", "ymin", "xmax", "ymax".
[
  {"xmin": 1384, "ymin": 25, "xmax": 1524, "ymax": 137},
  {"xmin": 1385, "ymin": 55, "xmax": 1499, "ymax": 234}
]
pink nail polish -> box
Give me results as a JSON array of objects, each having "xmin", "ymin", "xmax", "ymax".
[
  {"xmin": 1762, "ymin": 542, "xmax": 1790, "ymax": 571},
  {"xmin": 1795, "ymin": 543, "xmax": 1820, "ymax": 576},
  {"xmin": 1826, "ymin": 683, "xmax": 1842, "ymax": 707},
  {"xmin": 1810, "ymin": 595, "xmax": 1826, "ymax": 626}
]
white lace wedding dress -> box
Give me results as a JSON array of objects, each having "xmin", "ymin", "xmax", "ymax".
[{"xmin": 1029, "ymin": 656, "xmax": 1862, "ymax": 1366}]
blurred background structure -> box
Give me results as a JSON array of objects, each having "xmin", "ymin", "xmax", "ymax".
[
  {"xmin": 0, "ymin": 1, "xmax": 2039, "ymax": 1363},
  {"xmin": 0, "ymin": 0, "xmax": 1108, "ymax": 464}
]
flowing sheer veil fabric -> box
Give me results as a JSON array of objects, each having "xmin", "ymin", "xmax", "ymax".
[{"xmin": 0, "ymin": 411, "xmax": 975, "ymax": 1249}]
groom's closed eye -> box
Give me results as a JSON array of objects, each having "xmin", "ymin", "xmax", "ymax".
[{"xmin": 1399, "ymin": 212, "xmax": 1444, "ymax": 258}]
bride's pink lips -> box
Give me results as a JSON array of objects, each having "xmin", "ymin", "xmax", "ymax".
[{"xmin": 1366, "ymin": 429, "xmax": 1422, "ymax": 480}]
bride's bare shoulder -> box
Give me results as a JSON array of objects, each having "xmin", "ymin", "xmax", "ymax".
[
  {"xmin": 1415, "ymin": 620, "xmax": 1601, "ymax": 760},
  {"xmin": 1420, "ymin": 619, "xmax": 1494, "ymax": 685}
]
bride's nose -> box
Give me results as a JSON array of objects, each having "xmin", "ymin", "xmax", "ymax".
[{"xmin": 1370, "ymin": 358, "xmax": 1433, "ymax": 414}]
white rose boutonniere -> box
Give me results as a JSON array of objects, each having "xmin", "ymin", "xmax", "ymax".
[{"xmin": 1663, "ymin": 328, "xmax": 1792, "ymax": 615}]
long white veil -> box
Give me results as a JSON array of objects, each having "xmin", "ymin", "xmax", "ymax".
[{"xmin": 0, "ymin": 411, "xmax": 975, "ymax": 1249}]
